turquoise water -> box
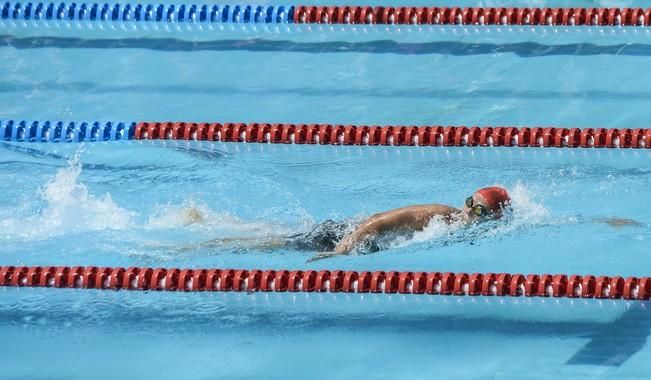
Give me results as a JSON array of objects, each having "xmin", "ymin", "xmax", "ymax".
[{"xmin": 2, "ymin": 1, "xmax": 651, "ymax": 378}]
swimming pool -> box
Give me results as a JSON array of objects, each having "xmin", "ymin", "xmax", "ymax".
[{"xmin": 2, "ymin": 1, "xmax": 651, "ymax": 378}]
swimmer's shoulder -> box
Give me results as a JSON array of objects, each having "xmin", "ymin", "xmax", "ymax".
[
  {"xmin": 369, "ymin": 204, "xmax": 459, "ymax": 220},
  {"xmin": 396, "ymin": 204, "xmax": 458, "ymax": 214}
]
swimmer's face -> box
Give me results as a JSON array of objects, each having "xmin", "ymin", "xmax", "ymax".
[{"xmin": 462, "ymin": 192, "xmax": 496, "ymax": 223}]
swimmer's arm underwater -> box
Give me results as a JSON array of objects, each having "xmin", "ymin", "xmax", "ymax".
[
  {"xmin": 568, "ymin": 216, "xmax": 644, "ymax": 229},
  {"xmin": 596, "ymin": 217, "xmax": 643, "ymax": 228}
]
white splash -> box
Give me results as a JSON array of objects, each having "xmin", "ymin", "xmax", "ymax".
[
  {"xmin": 0, "ymin": 149, "xmax": 135, "ymax": 240},
  {"xmin": 40, "ymin": 150, "xmax": 135, "ymax": 230},
  {"xmin": 402, "ymin": 215, "xmax": 462, "ymax": 246},
  {"xmin": 393, "ymin": 183, "xmax": 551, "ymax": 250},
  {"xmin": 509, "ymin": 182, "xmax": 550, "ymax": 223}
]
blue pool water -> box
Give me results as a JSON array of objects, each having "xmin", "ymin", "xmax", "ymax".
[{"xmin": 2, "ymin": 1, "xmax": 651, "ymax": 378}]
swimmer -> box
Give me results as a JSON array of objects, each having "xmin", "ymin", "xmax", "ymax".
[
  {"xmin": 185, "ymin": 186, "xmax": 513, "ymax": 260},
  {"xmin": 308, "ymin": 186, "xmax": 512, "ymax": 261},
  {"xmin": 181, "ymin": 186, "xmax": 641, "ymax": 261}
]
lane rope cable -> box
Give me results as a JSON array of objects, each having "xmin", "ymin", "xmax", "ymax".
[
  {"xmin": 1, "ymin": 265, "xmax": 650, "ymax": 300},
  {"xmin": 3, "ymin": 2, "xmax": 651, "ymax": 26},
  {"xmin": 2, "ymin": 120, "xmax": 651, "ymax": 148}
]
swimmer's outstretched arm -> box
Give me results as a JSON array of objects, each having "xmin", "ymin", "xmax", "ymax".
[{"xmin": 595, "ymin": 217, "xmax": 643, "ymax": 228}]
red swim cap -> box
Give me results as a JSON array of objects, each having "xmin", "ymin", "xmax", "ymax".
[{"xmin": 475, "ymin": 187, "xmax": 511, "ymax": 217}]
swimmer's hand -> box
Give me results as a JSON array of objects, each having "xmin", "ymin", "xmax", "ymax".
[
  {"xmin": 307, "ymin": 235, "xmax": 357, "ymax": 262},
  {"xmin": 306, "ymin": 251, "xmax": 347, "ymax": 263},
  {"xmin": 309, "ymin": 231, "xmax": 371, "ymax": 262},
  {"xmin": 332, "ymin": 233, "xmax": 360, "ymax": 255},
  {"xmin": 596, "ymin": 217, "xmax": 643, "ymax": 228}
]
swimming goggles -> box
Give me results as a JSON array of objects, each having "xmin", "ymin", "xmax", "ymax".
[{"xmin": 465, "ymin": 196, "xmax": 489, "ymax": 217}]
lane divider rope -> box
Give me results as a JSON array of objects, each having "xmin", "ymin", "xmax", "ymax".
[
  {"xmin": 293, "ymin": 6, "xmax": 651, "ymax": 26},
  {"xmin": 2, "ymin": 120, "xmax": 651, "ymax": 148},
  {"xmin": 1, "ymin": 265, "xmax": 650, "ymax": 300},
  {"xmin": 0, "ymin": 2, "xmax": 294, "ymax": 23},
  {"xmin": 0, "ymin": 120, "xmax": 135, "ymax": 142},
  {"xmin": 3, "ymin": 3, "xmax": 651, "ymax": 26}
]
